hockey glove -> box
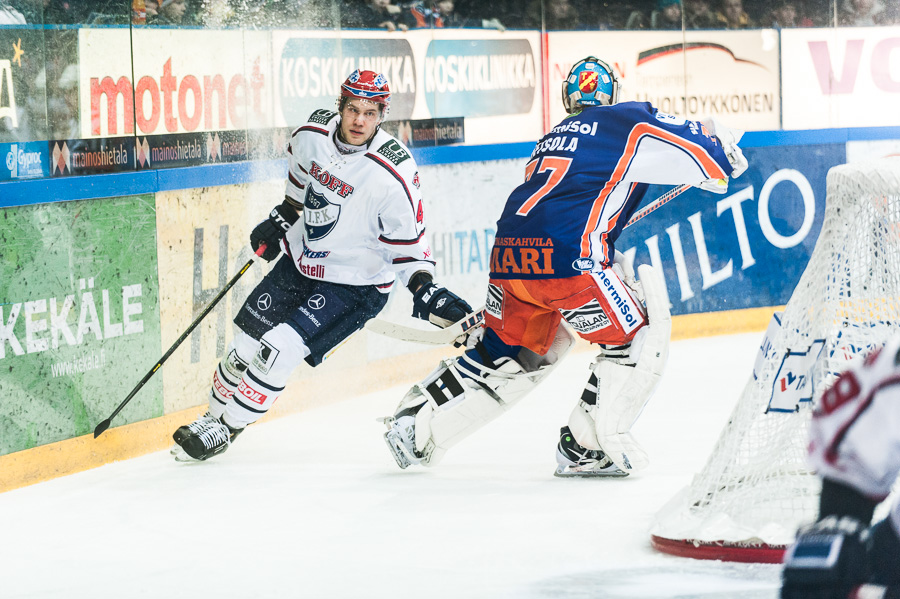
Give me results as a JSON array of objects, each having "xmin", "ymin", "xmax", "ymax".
[
  {"xmin": 782, "ymin": 516, "xmax": 869, "ymax": 599},
  {"xmin": 412, "ymin": 283, "xmax": 473, "ymax": 328},
  {"xmin": 701, "ymin": 117, "xmax": 748, "ymax": 179},
  {"xmin": 867, "ymin": 518, "xmax": 900, "ymax": 588},
  {"xmin": 250, "ymin": 199, "xmax": 300, "ymax": 262}
]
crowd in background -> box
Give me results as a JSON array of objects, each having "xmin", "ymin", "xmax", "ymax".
[{"xmin": 1, "ymin": 0, "xmax": 899, "ymax": 29}]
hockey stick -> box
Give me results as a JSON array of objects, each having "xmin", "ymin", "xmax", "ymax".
[
  {"xmin": 364, "ymin": 309, "xmax": 485, "ymax": 346},
  {"xmin": 623, "ymin": 183, "xmax": 691, "ymax": 229},
  {"xmin": 93, "ymin": 245, "xmax": 266, "ymax": 438},
  {"xmin": 366, "ymin": 183, "xmax": 692, "ymax": 346}
]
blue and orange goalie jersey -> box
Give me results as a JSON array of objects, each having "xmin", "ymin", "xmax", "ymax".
[{"xmin": 491, "ymin": 101, "xmax": 733, "ymax": 280}]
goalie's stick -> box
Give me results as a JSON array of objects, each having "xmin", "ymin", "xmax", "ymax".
[
  {"xmin": 622, "ymin": 183, "xmax": 690, "ymax": 229},
  {"xmin": 93, "ymin": 245, "xmax": 266, "ymax": 438},
  {"xmin": 366, "ymin": 183, "xmax": 691, "ymax": 346}
]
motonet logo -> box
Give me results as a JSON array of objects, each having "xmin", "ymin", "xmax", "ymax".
[{"xmin": 90, "ymin": 58, "xmax": 267, "ymax": 136}]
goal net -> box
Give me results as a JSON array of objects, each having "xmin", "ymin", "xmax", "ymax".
[{"xmin": 650, "ymin": 158, "xmax": 900, "ymax": 563}]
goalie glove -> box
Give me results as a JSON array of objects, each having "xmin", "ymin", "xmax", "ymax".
[
  {"xmin": 701, "ymin": 116, "xmax": 748, "ymax": 179},
  {"xmin": 412, "ymin": 282, "xmax": 473, "ymax": 329},
  {"xmin": 250, "ymin": 199, "xmax": 300, "ymax": 262}
]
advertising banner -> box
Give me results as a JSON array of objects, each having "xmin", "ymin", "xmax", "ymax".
[
  {"xmin": 381, "ymin": 117, "xmax": 465, "ymax": 147},
  {"xmin": 79, "ymin": 28, "xmax": 275, "ymax": 138},
  {"xmin": 421, "ymin": 38, "xmax": 536, "ymax": 118},
  {"xmin": 412, "ymin": 30, "xmax": 541, "ymax": 144},
  {"xmin": 77, "ymin": 28, "xmax": 541, "ymax": 145},
  {"xmin": 275, "ymin": 34, "xmax": 416, "ymax": 124},
  {"xmin": 271, "ymin": 29, "xmax": 542, "ymax": 146},
  {"xmin": 135, "ymin": 130, "xmax": 249, "ymax": 170},
  {"xmin": 1, "ymin": 141, "xmax": 48, "ymax": 181},
  {"xmin": 0, "ymin": 28, "xmax": 49, "ymax": 144},
  {"xmin": 782, "ymin": 26, "xmax": 900, "ymax": 129},
  {"xmin": 0, "ymin": 195, "xmax": 162, "ymax": 455},
  {"xmin": 618, "ymin": 143, "xmax": 846, "ymax": 316},
  {"xmin": 48, "ymin": 136, "xmax": 135, "ymax": 176},
  {"xmin": 546, "ymin": 30, "xmax": 781, "ymax": 133}
]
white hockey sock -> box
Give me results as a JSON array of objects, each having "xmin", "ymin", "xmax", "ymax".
[
  {"xmin": 224, "ymin": 323, "xmax": 311, "ymax": 429},
  {"xmin": 208, "ymin": 332, "xmax": 257, "ymax": 419},
  {"xmin": 226, "ymin": 370, "xmax": 285, "ymax": 429}
]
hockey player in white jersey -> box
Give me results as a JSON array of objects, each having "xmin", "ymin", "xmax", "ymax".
[
  {"xmin": 171, "ymin": 69, "xmax": 472, "ymax": 461},
  {"xmin": 381, "ymin": 56, "xmax": 748, "ymax": 477},
  {"xmin": 781, "ymin": 336, "xmax": 900, "ymax": 599}
]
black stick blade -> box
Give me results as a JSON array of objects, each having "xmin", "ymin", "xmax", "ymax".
[{"xmin": 93, "ymin": 419, "xmax": 111, "ymax": 439}]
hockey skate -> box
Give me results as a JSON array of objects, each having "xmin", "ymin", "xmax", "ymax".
[
  {"xmin": 170, "ymin": 411, "xmax": 218, "ymax": 454},
  {"xmin": 382, "ymin": 408, "xmax": 424, "ymax": 469},
  {"xmin": 554, "ymin": 426, "xmax": 628, "ymax": 478},
  {"xmin": 173, "ymin": 416, "xmax": 243, "ymax": 462}
]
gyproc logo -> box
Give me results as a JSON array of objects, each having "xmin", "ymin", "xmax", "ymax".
[
  {"xmin": 5, "ymin": 144, "xmax": 42, "ymax": 179},
  {"xmin": 5, "ymin": 144, "xmax": 17, "ymax": 177}
]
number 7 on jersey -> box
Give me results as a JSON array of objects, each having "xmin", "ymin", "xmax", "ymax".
[{"xmin": 516, "ymin": 156, "xmax": 574, "ymax": 216}]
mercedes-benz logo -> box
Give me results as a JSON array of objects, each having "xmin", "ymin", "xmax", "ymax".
[
  {"xmin": 308, "ymin": 294, "xmax": 326, "ymax": 310},
  {"xmin": 257, "ymin": 293, "xmax": 272, "ymax": 311}
]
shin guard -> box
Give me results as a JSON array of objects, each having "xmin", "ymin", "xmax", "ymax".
[{"xmin": 385, "ymin": 325, "xmax": 575, "ymax": 467}]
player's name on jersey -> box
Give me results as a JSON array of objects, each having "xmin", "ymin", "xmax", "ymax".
[
  {"xmin": 531, "ymin": 134, "xmax": 580, "ymax": 157},
  {"xmin": 494, "ymin": 237, "xmax": 554, "ymax": 247},
  {"xmin": 490, "ymin": 246, "xmax": 554, "ymax": 275}
]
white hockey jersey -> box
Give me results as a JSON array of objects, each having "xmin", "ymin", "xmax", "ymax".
[{"xmin": 282, "ymin": 109, "xmax": 435, "ymax": 292}]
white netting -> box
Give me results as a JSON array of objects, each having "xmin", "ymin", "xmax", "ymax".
[{"xmin": 651, "ymin": 158, "xmax": 900, "ymax": 553}]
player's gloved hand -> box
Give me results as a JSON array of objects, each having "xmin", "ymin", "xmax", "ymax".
[
  {"xmin": 250, "ymin": 199, "xmax": 300, "ymax": 262},
  {"xmin": 701, "ymin": 117, "xmax": 748, "ymax": 179},
  {"xmin": 781, "ymin": 516, "xmax": 869, "ymax": 599},
  {"xmin": 723, "ymin": 144, "xmax": 748, "ymax": 179},
  {"xmin": 412, "ymin": 283, "xmax": 473, "ymax": 328}
]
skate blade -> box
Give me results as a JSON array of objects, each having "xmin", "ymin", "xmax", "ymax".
[
  {"xmin": 172, "ymin": 446, "xmax": 199, "ymax": 462},
  {"xmin": 383, "ymin": 432, "xmax": 412, "ymax": 469},
  {"xmin": 553, "ymin": 465, "xmax": 629, "ymax": 478}
]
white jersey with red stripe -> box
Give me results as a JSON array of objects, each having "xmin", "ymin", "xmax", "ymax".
[
  {"xmin": 809, "ymin": 334, "xmax": 900, "ymax": 503},
  {"xmin": 491, "ymin": 101, "xmax": 733, "ymax": 280},
  {"xmin": 281, "ymin": 109, "xmax": 434, "ymax": 292}
]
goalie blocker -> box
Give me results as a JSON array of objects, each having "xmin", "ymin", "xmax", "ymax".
[{"xmin": 382, "ymin": 263, "xmax": 671, "ymax": 475}]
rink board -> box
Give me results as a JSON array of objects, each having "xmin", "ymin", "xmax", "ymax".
[{"xmin": 0, "ymin": 136, "xmax": 897, "ymax": 491}]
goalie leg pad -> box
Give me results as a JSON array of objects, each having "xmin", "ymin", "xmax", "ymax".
[
  {"xmin": 385, "ymin": 325, "xmax": 575, "ymax": 467},
  {"xmin": 572, "ymin": 264, "xmax": 671, "ymax": 474}
]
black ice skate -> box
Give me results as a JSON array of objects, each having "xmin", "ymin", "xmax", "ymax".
[
  {"xmin": 171, "ymin": 411, "xmax": 218, "ymax": 453},
  {"xmin": 175, "ymin": 417, "xmax": 243, "ymax": 462},
  {"xmin": 554, "ymin": 426, "xmax": 628, "ymax": 478},
  {"xmin": 382, "ymin": 408, "xmax": 423, "ymax": 469}
]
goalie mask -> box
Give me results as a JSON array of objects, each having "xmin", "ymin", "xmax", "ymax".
[
  {"xmin": 562, "ymin": 56, "xmax": 619, "ymax": 114},
  {"xmin": 338, "ymin": 69, "xmax": 391, "ymax": 122}
]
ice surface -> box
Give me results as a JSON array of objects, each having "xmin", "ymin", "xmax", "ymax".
[{"xmin": 0, "ymin": 333, "xmax": 782, "ymax": 599}]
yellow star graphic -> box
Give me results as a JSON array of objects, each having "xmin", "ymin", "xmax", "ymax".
[{"xmin": 12, "ymin": 38, "xmax": 24, "ymax": 67}]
